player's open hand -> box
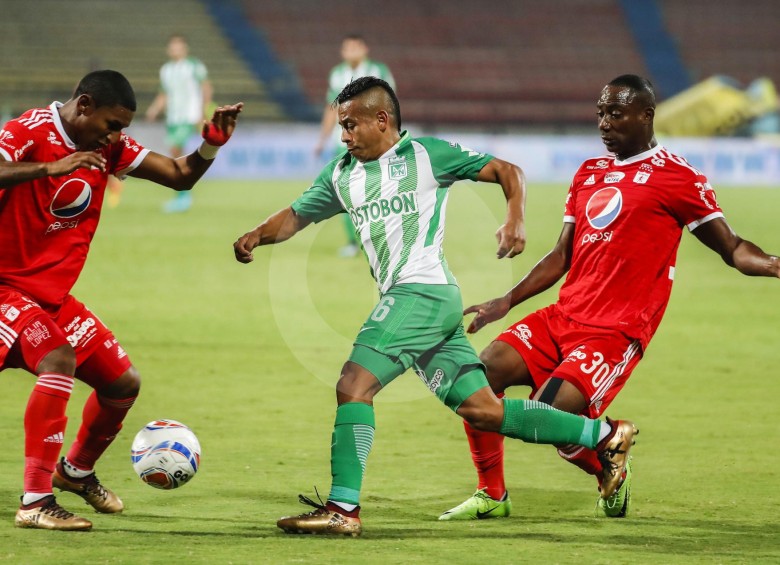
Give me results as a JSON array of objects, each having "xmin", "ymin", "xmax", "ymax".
[
  {"xmin": 463, "ymin": 295, "xmax": 512, "ymax": 334},
  {"xmin": 233, "ymin": 228, "xmax": 261, "ymax": 264},
  {"xmin": 202, "ymin": 103, "xmax": 244, "ymax": 146},
  {"xmin": 46, "ymin": 152, "xmax": 107, "ymax": 177},
  {"xmin": 495, "ymin": 221, "xmax": 526, "ymax": 259}
]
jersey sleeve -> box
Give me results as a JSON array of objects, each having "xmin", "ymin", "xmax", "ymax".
[
  {"xmin": 194, "ymin": 59, "xmax": 208, "ymax": 83},
  {"xmin": 290, "ymin": 160, "xmax": 344, "ymax": 223},
  {"xmin": 0, "ymin": 119, "xmax": 38, "ymax": 162},
  {"xmin": 378, "ymin": 63, "xmax": 396, "ymax": 89},
  {"xmin": 326, "ymin": 66, "xmax": 342, "ymax": 103},
  {"xmin": 563, "ymin": 181, "xmax": 577, "ymax": 223},
  {"xmin": 111, "ymin": 134, "xmax": 151, "ymax": 179},
  {"xmin": 417, "ymin": 137, "xmax": 494, "ymax": 186},
  {"xmin": 671, "ymin": 170, "xmax": 724, "ymax": 231}
]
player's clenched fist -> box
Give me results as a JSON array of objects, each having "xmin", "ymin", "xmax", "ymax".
[
  {"xmin": 464, "ymin": 295, "xmax": 512, "ymax": 334},
  {"xmin": 495, "ymin": 221, "xmax": 526, "ymax": 259},
  {"xmin": 46, "ymin": 152, "xmax": 107, "ymax": 176},
  {"xmin": 233, "ymin": 229, "xmax": 261, "ymax": 263}
]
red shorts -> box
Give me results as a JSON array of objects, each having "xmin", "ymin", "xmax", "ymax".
[
  {"xmin": 0, "ymin": 287, "xmax": 131, "ymax": 386},
  {"xmin": 495, "ymin": 303, "xmax": 642, "ymax": 418}
]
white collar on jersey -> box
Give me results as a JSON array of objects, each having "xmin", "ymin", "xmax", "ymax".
[
  {"xmin": 50, "ymin": 101, "xmax": 77, "ymax": 149},
  {"xmin": 613, "ymin": 144, "xmax": 663, "ymax": 167}
]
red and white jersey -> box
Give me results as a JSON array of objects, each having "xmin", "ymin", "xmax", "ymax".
[
  {"xmin": 0, "ymin": 102, "xmax": 150, "ymax": 311},
  {"xmin": 558, "ymin": 145, "xmax": 723, "ymax": 349}
]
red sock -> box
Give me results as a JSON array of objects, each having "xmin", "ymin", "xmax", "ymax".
[
  {"xmin": 66, "ymin": 392, "xmax": 136, "ymax": 471},
  {"xmin": 557, "ymin": 445, "xmax": 603, "ymax": 482},
  {"xmin": 464, "ymin": 392, "xmax": 506, "ymax": 500},
  {"xmin": 24, "ymin": 373, "xmax": 74, "ymax": 493}
]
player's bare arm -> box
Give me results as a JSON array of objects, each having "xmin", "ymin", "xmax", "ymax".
[
  {"xmin": 693, "ymin": 217, "xmax": 780, "ymax": 278},
  {"xmin": 0, "ymin": 152, "xmax": 107, "ymax": 188},
  {"xmin": 131, "ymin": 103, "xmax": 243, "ymax": 190},
  {"xmin": 233, "ymin": 207, "xmax": 312, "ymax": 264},
  {"xmin": 464, "ymin": 223, "xmax": 574, "ymax": 334},
  {"xmin": 145, "ymin": 92, "xmax": 167, "ymax": 122},
  {"xmin": 476, "ymin": 158, "xmax": 527, "ymax": 259}
]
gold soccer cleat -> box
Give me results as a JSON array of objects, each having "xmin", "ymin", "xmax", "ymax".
[
  {"xmin": 596, "ymin": 417, "xmax": 638, "ymax": 498},
  {"xmin": 15, "ymin": 495, "xmax": 92, "ymax": 531},
  {"xmin": 277, "ymin": 493, "xmax": 362, "ymax": 537},
  {"xmin": 53, "ymin": 459, "xmax": 124, "ymax": 514}
]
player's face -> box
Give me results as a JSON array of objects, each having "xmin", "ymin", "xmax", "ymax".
[
  {"xmin": 167, "ymin": 37, "xmax": 188, "ymax": 60},
  {"xmin": 338, "ymin": 100, "xmax": 386, "ymax": 162},
  {"xmin": 341, "ymin": 39, "xmax": 368, "ymax": 67},
  {"xmin": 597, "ymin": 86, "xmax": 654, "ymax": 160},
  {"xmin": 76, "ymin": 102, "xmax": 134, "ymax": 151}
]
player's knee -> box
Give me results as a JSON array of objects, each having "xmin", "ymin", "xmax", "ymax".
[
  {"xmin": 101, "ymin": 366, "xmax": 141, "ymax": 398},
  {"xmin": 36, "ymin": 344, "xmax": 77, "ymax": 376},
  {"xmin": 458, "ymin": 403, "xmax": 503, "ymax": 432},
  {"xmin": 479, "ymin": 345, "xmax": 508, "ymax": 394},
  {"xmin": 336, "ymin": 365, "xmax": 381, "ymax": 405}
]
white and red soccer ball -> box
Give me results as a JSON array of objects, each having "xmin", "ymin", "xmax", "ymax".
[{"xmin": 131, "ymin": 420, "xmax": 201, "ymax": 490}]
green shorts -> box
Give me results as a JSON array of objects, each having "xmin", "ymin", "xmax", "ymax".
[
  {"xmin": 348, "ymin": 283, "xmax": 488, "ymax": 411},
  {"xmin": 165, "ymin": 123, "xmax": 197, "ymax": 150}
]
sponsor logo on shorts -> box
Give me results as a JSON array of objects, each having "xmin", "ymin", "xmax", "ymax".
[
  {"xmin": 24, "ymin": 320, "xmax": 51, "ymax": 347},
  {"xmin": 416, "ymin": 368, "xmax": 444, "ymax": 394},
  {"xmin": 509, "ymin": 323, "xmax": 533, "ymax": 349},
  {"xmin": 65, "ymin": 316, "xmax": 97, "ymax": 348},
  {"xmin": 3, "ymin": 306, "xmax": 20, "ymax": 322}
]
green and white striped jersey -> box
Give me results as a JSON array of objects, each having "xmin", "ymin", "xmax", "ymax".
[
  {"xmin": 159, "ymin": 57, "xmax": 208, "ymax": 125},
  {"xmin": 326, "ymin": 59, "xmax": 395, "ymax": 103},
  {"xmin": 292, "ymin": 132, "xmax": 493, "ymax": 294}
]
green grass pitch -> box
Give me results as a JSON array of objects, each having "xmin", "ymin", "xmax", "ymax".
[{"xmin": 0, "ymin": 178, "xmax": 778, "ymax": 564}]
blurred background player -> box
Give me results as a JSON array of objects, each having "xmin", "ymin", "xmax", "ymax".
[
  {"xmin": 146, "ymin": 34, "xmax": 213, "ymax": 213},
  {"xmin": 234, "ymin": 77, "xmax": 637, "ymax": 536},
  {"xmin": 314, "ymin": 34, "xmax": 396, "ymax": 257},
  {"xmin": 0, "ymin": 69, "xmax": 241, "ymax": 530},
  {"xmin": 439, "ymin": 75, "xmax": 780, "ymax": 521}
]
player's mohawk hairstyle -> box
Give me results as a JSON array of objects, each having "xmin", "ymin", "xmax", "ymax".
[
  {"xmin": 336, "ymin": 76, "xmax": 402, "ymax": 132},
  {"xmin": 74, "ymin": 70, "xmax": 137, "ymax": 112},
  {"xmin": 608, "ymin": 74, "xmax": 656, "ymax": 107}
]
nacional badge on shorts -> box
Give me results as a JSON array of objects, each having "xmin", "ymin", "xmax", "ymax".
[{"xmin": 388, "ymin": 156, "xmax": 408, "ymax": 181}]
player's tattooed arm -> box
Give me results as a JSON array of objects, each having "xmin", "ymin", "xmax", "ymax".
[
  {"xmin": 464, "ymin": 223, "xmax": 574, "ymax": 334},
  {"xmin": 693, "ymin": 217, "xmax": 780, "ymax": 278},
  {"xmin": 477, "ymin": 158, "xmax": 527, "ymax": 259},
  {"xmin": 233, "ymin": 207, "xmax": 312, "ymax": 264},
  {"xmin": 0, "ymin": 152, "xmax": 106, "ymax": 188}
]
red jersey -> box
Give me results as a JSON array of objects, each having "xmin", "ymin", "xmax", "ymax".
[
  {"xmin": 0, "ymin": 102, "xmax": 150, "ymax": 311},
  {"xmin": 558, "ymin": 145, "xmax": 723, "ymax": 349}
]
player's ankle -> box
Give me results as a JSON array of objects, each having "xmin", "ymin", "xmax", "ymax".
[{"xmin": 327, "ymin": 500, "xmax": 361, "ymax": 518}]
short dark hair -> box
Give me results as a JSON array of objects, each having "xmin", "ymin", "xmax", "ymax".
[
  {"xmin": 169, "ymin": 33, "xmax": 188, "ymax": 44},
  {"xmin": 335, "ymin": 76, "xmax": 402, "ymax": 131},
  {"xmin": 608, "ymin": 74, "xmax": 656, "ymax": 107},
  {"xmin": 74, "ymin": 70, "xmax": 137, "ymax": 111}
]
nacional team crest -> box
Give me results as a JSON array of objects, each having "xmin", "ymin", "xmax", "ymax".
[
  {"xmin": 50, "ymin": 178, "xmax": 92, "ymax": 218},
  {"xmin": 388, "ymin": 156, "xmax": 408, "ymax": 180},
  {"xmin": 585, "ymin": 187, "xmax": 623, "ymax": 229}
]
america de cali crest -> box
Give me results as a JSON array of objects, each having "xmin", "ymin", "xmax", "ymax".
[{"xmin": 388, "ymin": 155, "xmax": 407, "ymax": 180}]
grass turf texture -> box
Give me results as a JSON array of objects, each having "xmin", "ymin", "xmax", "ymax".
[{"xmin": 0, "ymin": 178, "xmax": 778, "ymax": 564}]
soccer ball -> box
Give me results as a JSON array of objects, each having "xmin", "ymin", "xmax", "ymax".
[{"xmin": 130, "ymin": 420, "xmax": 201, "ymax": 490}]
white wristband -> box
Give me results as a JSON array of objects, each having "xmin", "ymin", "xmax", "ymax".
[{"xmin": 197, "ymin": 142, "xmax": 220, "ymax": 160}]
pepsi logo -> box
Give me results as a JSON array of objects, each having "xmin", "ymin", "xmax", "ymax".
[
  {"xmin": 50, "ymin": 179, "xmax": 92, "ymax": 218},
  {"xmin": 586, "ymin": 187, "xmax": 623, "ymax": 230}
]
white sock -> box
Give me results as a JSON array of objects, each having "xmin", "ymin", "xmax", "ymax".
[
  {"xmin": 22, "ymin": 492, "xmax": 52, "ymax": 506},
  {"xmin": 62, "ymin": 458, "xmax": 92, "ymax": 479},
  {"xmin": 329, "ymin": 500, "xmax": 357, "ymax": 512},
  {"xmin": 597, "ymin": 421, "xmax": 613, "ymax": 443}
]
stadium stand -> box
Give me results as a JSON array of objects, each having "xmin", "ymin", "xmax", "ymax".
[
  {"xmin": 659, "ymin": 0, "xmax": 780, "ymax": 87},
  {"xmin": 0, "ymin": 0, "xmax": 282, "ymax": 121},
  {"xmin": 235, "ymin": 0, "xmax": 649, "ymax": 127}
]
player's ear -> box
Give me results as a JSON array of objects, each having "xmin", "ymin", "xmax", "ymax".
[
  {"xmin": 643, "ymin": 107, "xmax": 655, "ymax": 123},
  {"xmin": 77, "ymin": 94, "xmax": 96, "ymax": 117},
  {"xmin": 376, "ymin": 109, "xmax": 389, "ymax": 132}
]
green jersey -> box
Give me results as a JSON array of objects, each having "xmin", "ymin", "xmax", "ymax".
[
  {"xmin": 291, "ymin": 132, "xmax": 493, "ymax": 294},
  {"xmin": 326, "ymin": 59, "xmax": 395, "ymax": 103},
  {"xmin": 159, "ymin": 56, "xmax": 208, "ymax": 125}
]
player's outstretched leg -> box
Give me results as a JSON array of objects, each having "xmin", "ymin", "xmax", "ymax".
[
  {"xmin": 15, "ymin": 344, "xmax": 92, "ymax": 531},
  {"xmin": 54, "ymin": 366, "xmax": 140, "ymax": 514}
]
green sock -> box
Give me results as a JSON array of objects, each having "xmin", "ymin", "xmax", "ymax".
[
  {"xmin": 328, "ymin": 402, "xmax": 375, "ymax": 505},
  {"xmin": 499, "ymin": 398, "xmax": 603, "ymax": 449}
]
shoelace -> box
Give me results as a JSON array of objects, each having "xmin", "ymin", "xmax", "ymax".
[
  {"xmin": 297, "ymin": 488, "xmax": 328, "ymax": 516},
  {"xmin": 82, "ymin": 476, "xmax": 108, "ymax": 500},
  {"xmin": 41, "ymin": 499, "xmax": 75, "ymax": 520}
]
